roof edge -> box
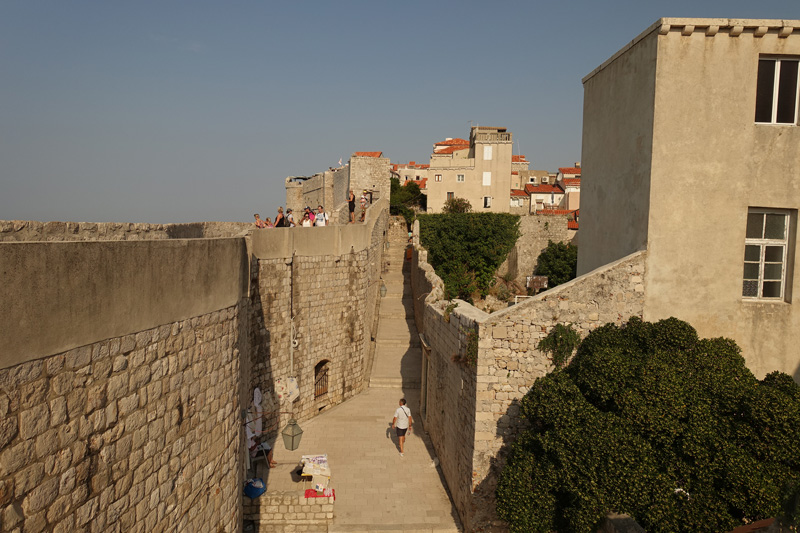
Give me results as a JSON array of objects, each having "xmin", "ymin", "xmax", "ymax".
[{"xmin": 582, "ymin": 18, "xmax": 800, "ymax": 84}]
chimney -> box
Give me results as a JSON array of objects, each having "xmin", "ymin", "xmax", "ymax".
[{"xmin": 575, "ymin": 162, "xmax": 581, "ymax": 168}]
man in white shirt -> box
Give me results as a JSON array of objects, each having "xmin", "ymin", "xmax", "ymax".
[
  {"xmin": 314, "ymin": 205, "xmax": 329, "ymax": 227},
  {"xmin": 391, "ymin": 398, "xmax": 413, "ymax": 456}
]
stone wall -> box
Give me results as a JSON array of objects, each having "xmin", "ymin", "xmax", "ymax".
[
  {"xmin": 410, "ymin": 219, "xmax": 647, "ymax": 530},
  {"xmin": 349, "ymin": 156, "xmax": 390, "ymax": 203},
  {"xmin": 243, "ymin": 490, "xmax": 334, "ymax": 532},
  {"xmin": 0, "ymin": 306, "xmax": 242, "ymax": 533},
  {"xmin": 498, "ymin": 213, "xmax": 577, "ymax": 283},
  {"xmin": 248, "ymin": 202, "xmax": 388, "ymax": 438},
  {"xmin": 0, "ymin": 220, "xmax": 251, "ymax": 242},
  {"xmin": 470, "ymin": 251, "xmax": 647, "ymax": 528}
]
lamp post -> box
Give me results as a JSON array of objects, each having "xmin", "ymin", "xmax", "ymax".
[{"xmin": 281, "ymin": 419, "xmax": 304, "ymax": 451}]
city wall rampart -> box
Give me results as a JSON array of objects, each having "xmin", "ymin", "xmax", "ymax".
[
  {"xmin": 0, "ymin": 220, "xmax": 250, "ymax": 242},
  {"xmin": 411, "ymin": 222, "xmax": 646, "ymax": 530},
  {"xmin": 0, "ymin": 201, "xmax": 388, "ymax": 531},
  {"xmin": 248, "ymin": 200, "xmax": 388, "ymax": 433},
  {"xmin": 498, "ymin": 213, "xmax": 577, "ymax": 283},
  {"xmin": 0, "ymin": 239, "xmax": 248, "ymax": 372}
]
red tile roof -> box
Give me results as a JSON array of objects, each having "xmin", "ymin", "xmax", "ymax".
[
  {"xmin": 511, "ymin": 171, "xmax": 519, "ymax": 175},
  {"xmin": 512, "ymin": 155, "xmax": 528, "ymax": 163},
  {"xmin": 434, "ymin": 138, "xmax": 469, "ymax": 146},
  {"xmin": 394, "ymin": 162, "xmax": 429, "ymax": 170},
  {"xmin": 559, "ymin": 167, "xmax": 581, "ymax": 175},
  {"xmin": 510, "ymin": 189, "xmax": 528, "ymax": 197},
  {"xmin": 403, "ymin": 178, "xmax": 427, "ymax": 189},
  {"xmin": 435, "ymin": 145, "xmax": 469, "ymax": 155},
  {"xmin": 562, "ymin": 177, "xmax": 581, "ymax": 187},
  {"xmin": 354, "ymin": 151, "xmax": 382, "ymax": 158},
  {"xmin": 525, "ymin": 183, "xmax": 564, "ymax": 194},
  {"xmin": 567, "ymin": 220, "xmax": 579, "ymax": 230}
]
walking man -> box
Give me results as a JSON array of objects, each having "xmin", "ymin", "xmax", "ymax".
[{"xmin": 392, "ymin": 398, "xmax": 413, "ymax": 456}]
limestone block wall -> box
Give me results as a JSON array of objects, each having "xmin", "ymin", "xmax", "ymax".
[
  {"xmin": 349, "ymin": 156, "xmax": 390, "ymax": 202},
  {"xmin": 470, "ymin": 251, "xmax": 647, "ymax": 528},
  {"xmin": 411, "ymin": 217, "xmax": 647, "ymax": 530},
  {"xmin": 0, "ymin": 220, "xmax": 251, "ymax": 242},
  {"xmin": 248, "ymin": 203, "xmax": 388, "ymax": 437},
  {"xmin": 498, "ymin": 213, "xmax": 577, "ymax": 283},
  {"xmin": 243, "ymin": 491, "xmax": 334, "ymax": 531},
  {"xmin": 0, "ymin": 306, "xmax": 242, "ymax": 533}
]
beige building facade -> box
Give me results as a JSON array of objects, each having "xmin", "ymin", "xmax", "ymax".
[
  {"xmin": 425, "ymin": 127, "xmax": 516, "ymax": 213},
  {"xmin": 579, "ymin": 18, "xmax": 800, "ymax": 379}
]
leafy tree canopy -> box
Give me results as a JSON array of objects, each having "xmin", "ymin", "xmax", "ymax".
[
  {"xmin": 497, "ymin": 317, "xmax": 800, "ymax": 533},
  {"xmin": 442, "ymin": 197, "xmax": 472, "ymax": 213},
  {"xmin": 390, "ymin": 177, "xmax": 424, "ymax": 224},
  {"xmin": 419, "ymin": 213, "xmax": 520, "ymax": 301},
  {"xmin": 534, "ymin": 240, "xmax": 577, "ymax": 287}
]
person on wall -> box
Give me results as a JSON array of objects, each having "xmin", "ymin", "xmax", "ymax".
[
  {"xmin": 391, "ymin": 398, "xmax": 413, "ymax": 457},
  {"xmin": 274, "ymin": 207, "xmax": 286, "ymax": 228},
  {"xmin": 254, "ymin": 213, "xmax": 267, "ymax": 228},
  {"xmin": 348, "ymin": 190, "xmax": 356, "ymax": 224},
  {"xmin": 314, "ymin": 205, "xmax": 329, "ymax": 227}
]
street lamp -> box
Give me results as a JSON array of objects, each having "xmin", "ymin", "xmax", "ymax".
[{"xmin": 281, "ymin": 419, "xmax": 304, "ymax": 451}]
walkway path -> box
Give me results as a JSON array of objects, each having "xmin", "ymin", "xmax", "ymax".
[{"xmin": 266, "ymin": 229, "xmax": 462, "ymax": 532}]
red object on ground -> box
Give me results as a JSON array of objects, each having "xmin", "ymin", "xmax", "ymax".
[{"xmin": 304, "ymin": 489, "xmax": 335, "ymax": 500}]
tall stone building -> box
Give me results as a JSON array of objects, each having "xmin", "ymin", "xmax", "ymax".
[
  {"xmin": 425, "ymin": 126, "xmax": 523, "ymax": 213},
  {"xmin": 579, "ymin": 17, "xmax": 800, "ymax": 378}
]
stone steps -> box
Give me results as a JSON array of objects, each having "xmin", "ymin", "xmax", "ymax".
[{"xmin": 367, "ymin": 376, "xmax": 420, "ymax": 389}]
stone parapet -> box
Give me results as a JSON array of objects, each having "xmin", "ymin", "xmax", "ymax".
[
  {"xmin": 0, "ymin": 220, "xmax": 251, "ymax": 242},
  {"xmin": 243, "ymin": 490, "xmax": 334, "ymax": 531}
]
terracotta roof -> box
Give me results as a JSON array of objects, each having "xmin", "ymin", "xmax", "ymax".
[
  {"xmin": 512, "ymin": 155, "xmax": 528, "ymax": 163},
  {"xmin": 403, "ymin": 177, "xmax": 427, "ymax": 190},
  {"xmin": 394, "ymin": 162, "xmax": 429, "ymax": 170},
  {"xmin": 354, "ymin": 151, "xmax": 382, "ymax": 158},
  {"xmin": 559, "ymin": 167, "xmax": 581, "ymax": 175},
  {"xmin": 562, "ymin": 177, "xmax": 581, "ymax": 187},
  {"xmin": 567, "ymin": 220, "xmax": 579, "ymax": 230},
  {"xmin": 510, "ymin": 189, "xmax": 528, "ymax": 197},
  {"xmin": 511, "ymin": 171, "xmax": 519, "ymax": 175},
  {"xmin": 434, "ymin": 138, "xmax": 469, "ymax": 146},
  {"xmin": 525, "ymin": 183, "xmax": 564, "ymax": 194},
  {"xmin": 435, "ymin": 145, "xmax": 469, "ymax": 155}
]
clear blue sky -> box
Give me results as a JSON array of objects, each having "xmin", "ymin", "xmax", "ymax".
[{"xmin": 2, "ymin": 1, "xmax": 798, "ymax": 223}]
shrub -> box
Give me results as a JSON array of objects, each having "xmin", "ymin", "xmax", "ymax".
[
  {"xmin": 537, "ymin": 323, "xmax": 581, "ymax": 370},
  {"xmin": 418, "ymin": 213, "xmax": 520, "ymax": 301},
  {"xmin": 389, "ymin": 177, "xmax": 424, "ymax": 224},
  {"xmin": 442, "ymin": 197, "xmax": 472, "ymax": 213},
  {"xmin": 535, "ymin": 240, "xmax": 578, "ymax": 288},
  {"xmin": 497, "ymin": 317, "xmax": 800, "ymax": 533}
]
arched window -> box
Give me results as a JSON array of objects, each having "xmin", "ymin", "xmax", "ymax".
[{"xmin": 314, "ymin": 360, "xmax": 330, "ymax": 398}]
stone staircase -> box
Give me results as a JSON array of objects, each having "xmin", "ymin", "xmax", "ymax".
[{"xmin": 369, "ymin": 232, "xmax": 422, "ymax": 390}]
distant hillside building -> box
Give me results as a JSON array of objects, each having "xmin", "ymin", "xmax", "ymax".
[{"xmin": 425, "ymin": 127, "xmax": 517, "ymax": 213}]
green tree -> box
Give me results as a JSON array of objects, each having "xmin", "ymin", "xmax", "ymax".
[
  {"xmin": 389, "ymin": 177, "xmax": 424, "ymax": 224},
  {"xmin": 418, "ymin": 213, "xmax": 520, "ymax": 301},
  {"xmin": 497, "ymin": 317, "xmax": 800, "ymax": 533},
  {"xmin": 534, "ymin": 240, "xmax": 577, "ymax": 287},
  {"xmin": 442, "ymin": 197, "xmax": 472, "ymax": 213}
]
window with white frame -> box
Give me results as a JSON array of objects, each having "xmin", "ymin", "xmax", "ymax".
[
  {"xmin": 457, "ymin": 174, "xmax": 465, "ymax": 182},
  {"xmin": 755, "ymin": 57, "xmax": 799, "ymax": 124},
  {"xmin": 435, "ymin": 174, "xmax": 442, "ymax": 182},
  {"xmin": 482, "ymin": 172, "xmax": 491, "ymax": 186},
  {"xmin": 742, "ymin": 208, "xmax": 793, "ymax": 299},
  {"xmin": 483, "ymin": 145, "xmax": 492, "ymax": 160},
  {"xmin": 483, "ymin": 196, "xmax": 492, "ymax": 208}
]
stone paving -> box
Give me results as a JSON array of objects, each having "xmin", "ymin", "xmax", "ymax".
[{"xmin": 260, "ymin": 233, "xmax": 462, "ymax": 532}]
